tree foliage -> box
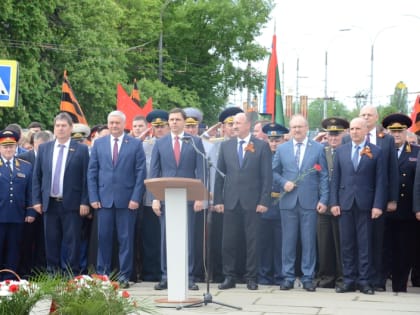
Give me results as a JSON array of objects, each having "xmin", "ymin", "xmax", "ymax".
[{"xmin": 0, "ymin": 0, "xmax": 273, "ymax": 129}]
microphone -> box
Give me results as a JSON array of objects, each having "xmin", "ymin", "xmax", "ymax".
[{"xmin": 181, "ymin": 136, "xmax": 192, "ymax": 143}]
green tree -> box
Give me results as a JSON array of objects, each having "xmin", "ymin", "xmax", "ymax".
[{"xmin": 307, "ymin": 98, "xmax": 351, "ymax": 130}]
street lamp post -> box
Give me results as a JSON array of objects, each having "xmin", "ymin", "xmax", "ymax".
[
  {"xmin": 350, "ymin": 25, "xmax": 396, "ymax": 105},
  {"xmin": 158, "ymin": 0, "xmax": 172, "ymax": 82},
  {"xmin": 323, "ymin": 29, "xmax": 351, "ymax": 119}
]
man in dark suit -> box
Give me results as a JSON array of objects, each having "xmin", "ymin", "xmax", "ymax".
[
  {"xmin": 382, "ymin": 113, "xmax": 420, "ymax": 292},
  {"xmin": 18, "ymin": 131, "xmax": 53, "ymax": 277},
  {"xmin": 358, "ymin": 105, "xmax": 399, "ymax": 291},
  {"xmin": 331, "ymin": 117, "xmax": 386, "ymax": 295},
  {"xmin": 0, "ymin": 130, "xmax": 36, "ymax": 280},
  {"xmin": 150, "ymin": 107, "xmax": 205, "ymax": 291},
  {"xmin": 214, "ymin": 112, "xmax": 272, "ymax": 291},
  {"xmin": 315, "ymin": 117, "xmax": 348, "ymax": 289},
  {"xmin": 88, "ymin": 110, "xmax": 146, "ymax": 288},
  {"xmin": 272, "ymin": 114, "xmax": 329, "ymax": 292},
  {"xmin": 32, "ymin": 112, "xmax": 90, "ymax": 276}
]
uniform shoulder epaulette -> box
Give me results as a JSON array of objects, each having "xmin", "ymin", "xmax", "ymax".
[{"xmin": 17, "ymin": 158, "xmax": 31, "ymax": 164}]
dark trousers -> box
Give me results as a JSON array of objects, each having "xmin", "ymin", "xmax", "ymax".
[
  {"xmin": 383, "ymin": 218, "xmax": 416, "ymax": 292},
  {"xmin": 258, "ymin": 218, "xmax": 282, "ymax": 285},
  {"xmin": 222, "ymin": 204, "xmax": 260, "ymax": 281},
  {"xmin": 209, "ymin": 211, "xmax": 224, "ymax": 282},
  {"xmin": 412, "ymin": 220, "xmax": 420, "ymax": 286},
  {"xmin": 316, "ymin": 213, "xmax": 342, "ymax": 288},
  {"xmin": 44, "ymin": 199, "xmax": 81, "ymax": 275},
  {"xmin": 139, "ymin": 206, "xmax": 161, "ymax": 281},
  {"xmin": 97, "ymin": 207, "xmax": 136, "ymax": 282},
  {"xmin": 370, "ymin": 215, "xmax": 385, "ymax": 287},
  {"xmin": 18, "ymin": 218, "xmax": 46, "ymax": 277},
  {"xmin": 339, "ymin": 206, "xmax": 372, "ymax": 286},
  {"xmin": 0, "ymin": 223, "xmax": 24, "ymax": 280},
  {"xmin": 131, "ymin": 207, "xmax": 144, "ymax": 282}
]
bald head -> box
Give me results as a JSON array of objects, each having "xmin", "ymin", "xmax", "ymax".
[
  {"xmin": 359, "ymin": 105, "xmax": 379, "ymax": 130},
  {"xmin": 349, "ymin": 117, "xmax": 368, "ymax": 145}
]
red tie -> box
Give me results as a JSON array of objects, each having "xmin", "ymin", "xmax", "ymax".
[
  {"xmin": 113, "ymin": 138, "xmax": 119, "ymax": 167},
  {"xmin": 174, "ymin": 136, "xmax": 180, "ymax": 166}
]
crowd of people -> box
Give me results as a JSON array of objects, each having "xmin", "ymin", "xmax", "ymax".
[{"xmin": 1, "ymin": 104, "xmax": 420, "ymax": 294}]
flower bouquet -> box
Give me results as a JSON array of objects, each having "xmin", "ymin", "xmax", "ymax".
[
  {"xmin": 0, "ymin": 269, "xmax": 42, "ymax": 315},
  {"xmin": 49, "ymin": 274, "xmax": 158, "ymax": 315}
]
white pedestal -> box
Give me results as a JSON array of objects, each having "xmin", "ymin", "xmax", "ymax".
[{"xmin": 165, "ymin": 188, "xmax": 188, "ymax": 302}]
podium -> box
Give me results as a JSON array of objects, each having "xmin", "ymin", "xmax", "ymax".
[{"xmin": 144, "ymin": 177, "xmax": 208, "ymax": 302}]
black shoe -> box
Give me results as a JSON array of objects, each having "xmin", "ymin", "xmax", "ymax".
[
  {"xmin": 189, "ymin": 282, "xmax": 199, "ymax": 290},
  {"xmin": 335, "ymin": 283, "xmax": 356, "ymax": 293},
  {"xmin": 218, "ymin": 277, "xmax": 236, "ymax": 290},
  {"xmin": 360, "ymin": 285, "xmax": 374, "ymax": 295},
  {"xmin": 280, "ymin": 280, "xmax": 294, "ymax": 290},
  {"xmin": 119, "ymin": 280, "xmax": 130, "ymax": 289},
  {"xmin": 154, "ymin": 280, "xmax": 167, "ymax": 290},
  {"xmin": 247, "ymin": 280, "xmax": 258, "ymax": 290},
  {"xmin": 303, "ymin": 282, "xmax": 316, "ymax": 292}
]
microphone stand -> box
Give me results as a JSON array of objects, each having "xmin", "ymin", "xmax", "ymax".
[{"xmin": 180, "ymin": 137, "xmax": 241, "ymax": 310}]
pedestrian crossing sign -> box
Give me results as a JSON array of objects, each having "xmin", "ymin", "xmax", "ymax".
[{"xmin": 0, "ymin": 60, "xmax": 19, "ymax": 108}]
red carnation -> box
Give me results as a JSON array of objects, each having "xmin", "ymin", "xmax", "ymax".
[
  {"xmin": 313, "ymin": 164, "xmax": 322, "ymax": 171},
  {"xmin": 8, "ymin": 284, "xmax": 19, "ymax": 293}
]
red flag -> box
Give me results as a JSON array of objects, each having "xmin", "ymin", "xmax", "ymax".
[
  {"xmin": 409, "ymin": 94, "xmax": 420, "ymax": 134},
  {"xmin": 60, "ymin": 70, "xmax": 88, "ymax": 125},
  {"xmin": 116, "ymin": 84, "xmax": 153, "ymax": 130},
  {"xmin": 262, "ymin": 34, "xmax": 284, "ymax": 124}
]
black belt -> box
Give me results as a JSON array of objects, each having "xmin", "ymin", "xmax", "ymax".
[{"xmin": 50, "ymin": 197, "xmax": 63, "ymax": 202}]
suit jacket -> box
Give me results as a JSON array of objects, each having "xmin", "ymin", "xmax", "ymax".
[
  {"xmin": 88, "ymin": 134, "xmax": 146, "ymax": 208},
  {"xmin": 330, "ymin": 142, "xmax": 386, "ymax": 211},
  {"xmin": 343, "ymin": 128, "xmax": 399, "ymax": 202},
  {"xmin": 213, "ymin": 136, "xmax": 272, "ymax": 210},
  {"xmin": 0, "ymin": 158, "xmax": 35, "ymax": 222},
  {"xmin": 149, "ymin": 133, "xmax": 205, "ymax": 184},
  {"xmin": 32, "ymin": 139, "xmax": 90, "ymax": 212},
  {"xmin": 412, "ymin": 150, "xmax": 420, "ymax": 214},
  {"xmin": 389, "ymin": 143, "xmax": 419, "ymax": 220},
  {"xmin": 17, "ymin": 150, "xmax": 36, "ymax": 165},
  {"xmin": 272, "ymin": 139, "xmax": 329, "ymax": 210}
]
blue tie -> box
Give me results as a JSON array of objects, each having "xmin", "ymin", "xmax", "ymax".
[
  {"xmin": 5, "ymin": 160, "xmax": 12, "ymax": 176},
  {"xmin": 52, "ymin": 144, "xmax": 64, "ymax": 195},
  {"xmin": 238, "ymin": 140, "xmax": 245, "ymax": 167},
  {"xmin": 352, "ymin": 145, "xmax": 360, "ymax": 171},
  {"xmin": 295, "ymin": 143, "xmax": 302, "ymax": 168}
]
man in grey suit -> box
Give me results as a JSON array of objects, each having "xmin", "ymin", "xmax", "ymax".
[
  {"xmin": 272, "ymin": 114, "xmax": 329, "ymax": 292},
  {"xmin": 214, "ymin": 112, "xmax": 272, "ymax": 291},
  {"xmin": 88, "ymin": 110, "xmax": 146, "ymax": 288}
]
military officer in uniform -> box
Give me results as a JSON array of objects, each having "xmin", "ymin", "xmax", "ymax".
[
  {"xmin": 139, "ymin": 110, "xmax": 170, "ymax": 281},
  {"xmin": 382, "ymin": 113, "xmax": 419, "ymax": 292},
  {"xmin": 316, "ymin": 117, "xmax": 349, "ymax": 288},
  {"xmin": 0, "ymin": 130, "xmax": 36, "ymax": 280},
  {"xmin": 258, "ymin": 123, "xmax": 288, "ymax": 285}
]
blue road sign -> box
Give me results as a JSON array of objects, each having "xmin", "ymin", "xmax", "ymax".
[{"xmin": 0, "ymin": 60, "xmax": 19, "ymax": 107}]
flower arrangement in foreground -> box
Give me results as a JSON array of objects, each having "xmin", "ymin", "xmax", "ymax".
[
  {"xmin": 273, "ymin": 164, "xmax": 322, "ymax": 204},
  {"xmin": 0, "ymin": 270, "xmax": 158, "ymax": 315},
  {"xmin": 50, "ymin": 274, "xmax": 158, "ymax": 315},
  {"xmin": 0, "ymin": 270, "xmax": 42, "ymax": 315}
]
